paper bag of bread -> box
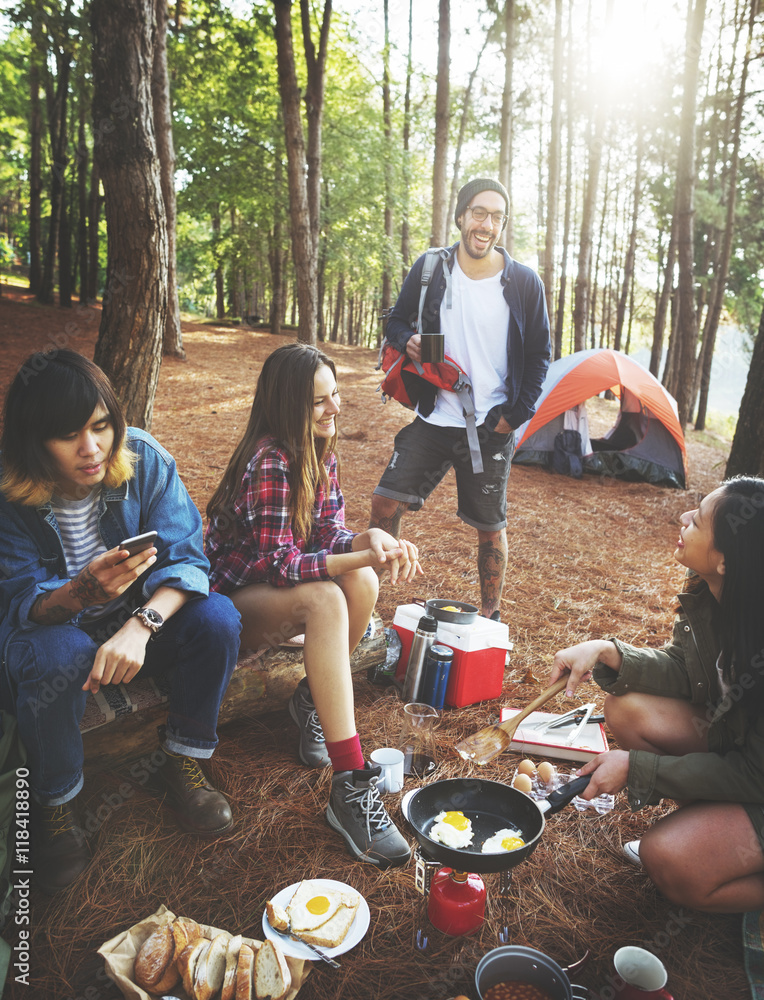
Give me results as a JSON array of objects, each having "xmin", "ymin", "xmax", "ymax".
[
  {"xmin": 266, "ymin": 880, "xmax": 361, "ymax": 948},
  {"xmin": 98, "ymin": 903, "xmax": 309, "ymax": 1000}
]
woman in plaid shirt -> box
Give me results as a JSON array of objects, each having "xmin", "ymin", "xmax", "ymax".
[{"xmin": 205, "ymin": 342, "xmax": 420, "ymax": 868}]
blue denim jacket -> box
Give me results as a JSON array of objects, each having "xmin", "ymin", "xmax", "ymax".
[{"xmin": 0, "ymin": 428, "xmax": 210, "ymax": 659}]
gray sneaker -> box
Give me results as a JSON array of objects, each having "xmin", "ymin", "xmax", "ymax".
[
  {"xmin": 326, "ymin": 765, "xmax": 411, "ymax": 869},
  {"xmin": 288, "ymin": 677, "xmax": 330, "ymax": 768}
]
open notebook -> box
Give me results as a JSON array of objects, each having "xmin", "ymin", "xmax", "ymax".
[{"xmin": 500, "ymin": 707, "xmax": 609, "ymax": 762}]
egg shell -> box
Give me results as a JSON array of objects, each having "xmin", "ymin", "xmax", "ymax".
[
  {"xmin": 517, "ymin": 759, "xmax": 537, "ymax": 777},
  {"xmin": 512, "ymin": 772, "xmax": 533, "ymax": 792},
  {"xmin": 538, "ymin": 761, "xmax": 556, "ymax": 783}
]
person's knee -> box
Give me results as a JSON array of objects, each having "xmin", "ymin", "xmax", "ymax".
[
  {"xmin": 196, "ymin": 593, "xmax": 241, "ymax": 649},
  {"xmin": 641, "ymin": 832, "xmax": 701, "ymax": 906},
  {"xmin": 603, "ymin": 692, "xmax": 644, "ymax": 743},
  {"xmin": 8, "ymin": 626, "xmax": 95, "ymax": 715},
  {"xmin": 371, "ymin": 493, "xmax": 406, "ymax": 519}
]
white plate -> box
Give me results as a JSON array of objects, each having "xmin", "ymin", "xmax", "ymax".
[{"xmin": 261, "ymin": 878, "xmax": 370, "ymax": 961}]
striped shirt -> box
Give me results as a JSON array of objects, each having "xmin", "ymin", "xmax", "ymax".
[{"xmin": 50, "ymin": 489, "xmax": 106, "ymax": 577}]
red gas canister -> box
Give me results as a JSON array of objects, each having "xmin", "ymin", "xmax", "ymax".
[{"xmin": 426, "ymin": 867, "xmax": 486, "ymax": 936}]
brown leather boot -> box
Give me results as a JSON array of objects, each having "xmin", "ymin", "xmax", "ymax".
[
  {"xmin": 153, "ymin": 746, "xmax": 233, "ymax": 837},
  {"xmin": 31, "ymin": 798, "xmax": 92, "ymax": 895}
]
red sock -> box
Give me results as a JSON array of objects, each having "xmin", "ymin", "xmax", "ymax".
[{"xmin": 326, "ymin": 734, "xmax": 364, "ymax": 773}]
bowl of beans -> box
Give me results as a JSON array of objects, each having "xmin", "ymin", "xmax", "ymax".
[{"xmin": 475, "ymin": 945, "xmax": 589, "ymax": 1000}]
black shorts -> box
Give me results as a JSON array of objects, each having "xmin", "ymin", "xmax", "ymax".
[{"xmin": 373, "ymin": 417, "xmax": 515, "ymax": 531}]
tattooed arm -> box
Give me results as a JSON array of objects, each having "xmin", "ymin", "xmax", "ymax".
[{"xmin": 28, "ymin": 545, "xmax": 158, "ymax": 626}]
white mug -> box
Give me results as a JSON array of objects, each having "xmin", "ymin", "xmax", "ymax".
[{"xmin": 370, "ymin": 747, "xmax": 405, "ymax": 794}]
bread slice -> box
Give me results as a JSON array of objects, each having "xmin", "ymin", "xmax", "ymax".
[
  {"xmin": 265, "ymin": 900, "xmax": 289, "ymax": 933},
  {"xmin": 179, "ymin": 938, "xmax": 208, "ymax": 998},
  {"xmin": 254, "ymin": 939, "xmax": 291, "ymax": 1000},
  {"xmin": 297, "ymin": 892, "xmax": 361, "ymax": 948},
  {"xmin": 173, "ymin": 915, "xmax": 204, "ymax": 956},
  {"xmin": 133, "ymin": 924, "xmax": 175, "ymax": 991},
  {"xmin": 193, "ymin": 933, "xmax": 229, "ymax": 1000},
  {"xmin": 220, "ymin": 933, "xmax": 243, "ymax": 1000},
  {"xmin": 235, "ymin": 943, "xmax": 256, "ymax": 1000}
]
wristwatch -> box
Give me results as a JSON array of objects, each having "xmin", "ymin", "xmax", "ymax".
[{"xmin": 131, "ymin": 606, "xmax": 164, "ymax": 634}]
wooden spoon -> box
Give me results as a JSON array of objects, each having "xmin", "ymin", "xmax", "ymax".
[{"xmin": 453, "ymin": 677, "xmax": 568, "ymax": 765}]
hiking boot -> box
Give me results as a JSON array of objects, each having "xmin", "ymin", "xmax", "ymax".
[
  {"xmin": 326, "ymin": 765, "xmax": 411, "ymax": 869},
  {"xmin": 31, "ymin": 797, "xmax": 92, "ymax": 895},
  {"xmin": 154, "ymin": 744, "xmax": 233, "ymax": 837},
  {"xmin": 288, "ymin": 677, "xmax": 330, "ymax": 768}
]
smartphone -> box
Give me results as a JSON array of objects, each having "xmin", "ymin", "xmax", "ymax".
[{"xmin": 119, "ymin": 530, "xmax": 158, "ymax": 556}]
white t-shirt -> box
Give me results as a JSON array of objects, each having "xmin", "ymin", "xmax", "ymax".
[{"xmin": 419, "ymin": 256, "xmax": 510, "ymax": 428}]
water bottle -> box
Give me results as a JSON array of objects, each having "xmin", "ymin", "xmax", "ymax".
[
  {"xmin": 402, "ymin": 614, "xmax": 438, "ymax": 703},
  {"xmin": 420, "ymin": 644, "xmax": 454, "ymax": 710}
]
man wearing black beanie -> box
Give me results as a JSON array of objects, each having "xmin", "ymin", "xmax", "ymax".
[{"xmin": 370, "ymin": 177, "xmax": 550, "ymax": 621}]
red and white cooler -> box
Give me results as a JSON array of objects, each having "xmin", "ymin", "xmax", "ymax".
[{"xmin": 391, "ymin": 603, "xmax": 511, "ymax": 708}]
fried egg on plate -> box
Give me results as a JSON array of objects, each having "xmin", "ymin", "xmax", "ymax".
[
  {"xmin": 429, "ymin": 810, "xmax": 474, "ymax": 849},
  {"xmin": 481, "ymin": 828, "xmax": 525, "ymax": 854},
  {"xmin": 287, "ymin": 882, "xmax": 343, "ymax": 932}
]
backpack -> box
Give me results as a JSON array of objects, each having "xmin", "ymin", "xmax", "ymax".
[
  {"xmin": 552, "ymin": 429, "xmax": 584, "ymax": 479},
  {"xmin": 376, "ymin": 247, "xmax": 484, "ymax": 474}
]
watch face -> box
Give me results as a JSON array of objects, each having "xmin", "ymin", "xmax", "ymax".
[{"xmin": 135, "ymin": 607, "xmax": 163, "ymax": 630}]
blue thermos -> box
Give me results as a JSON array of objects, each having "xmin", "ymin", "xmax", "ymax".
[{"xmin": 420, "ymin": 645, "xmax": 454, "ymax": 710}]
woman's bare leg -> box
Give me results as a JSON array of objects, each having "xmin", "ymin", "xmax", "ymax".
[
  {"xmin": 642, "ymin": 801, "xmax": 764, "ymax": 912},
  {"xmin": 604, "ymin": 692, "xmax": 709, "ymax": 755},
  {"xmin": 334, "ymin": 566, "xmax": 379, "ymax": 654},
  {"xmin": 231, "ymin": 581, "xmax": 355, "ymax": 743}
]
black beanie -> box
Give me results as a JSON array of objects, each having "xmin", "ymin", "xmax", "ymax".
[{"xmin": 454, "ymin": 177, "xmax": 509, "ymax": 228}]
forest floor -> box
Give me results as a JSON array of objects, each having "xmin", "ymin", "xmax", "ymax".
[{"xmin": 0, "ymin": 284, "xmax": 749, "ymax": 1000}]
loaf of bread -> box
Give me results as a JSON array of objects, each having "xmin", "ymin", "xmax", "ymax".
[
  {"xmin": 193, "ymin": 933, "xmax": 228, "ymax": 1000},
  {"xmin": 133, "ymin": 924, "xmax": 179, "ymax": 993},
  {"xmin": 220, "ymin": 933, "xmax": 243, "ymax": 1000}
]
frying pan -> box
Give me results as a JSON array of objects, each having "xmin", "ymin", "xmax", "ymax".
[
  {"xmin": 421, "ymin": 598, "xmax": 479, "ymax": 624},
  {"xmin": 405, "ymin": 775, "xmax": 591, "ymax": 874}
]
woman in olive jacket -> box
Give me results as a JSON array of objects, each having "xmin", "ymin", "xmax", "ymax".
[{"xmin": 552, "ymin": 476, "xmax": 764, "ymax": 912}]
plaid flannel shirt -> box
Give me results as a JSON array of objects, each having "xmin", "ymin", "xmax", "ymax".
[{"xmin": 205, "ymin": 437, "xmax": 355, "ymax": 591}]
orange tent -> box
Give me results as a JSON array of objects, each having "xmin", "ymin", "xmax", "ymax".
[{"xmin": 515, "ymin": 349, "xmax": 686, "ymax": 488}]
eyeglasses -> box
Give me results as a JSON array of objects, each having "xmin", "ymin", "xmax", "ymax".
[{"xmin": 466, "ymin": 205, "xmax": 507, "ymax": 227}]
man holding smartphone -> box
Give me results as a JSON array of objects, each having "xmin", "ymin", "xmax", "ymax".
[{"xmin": 0, "ymin": 351, "xmax": 241, "ymax": 893}]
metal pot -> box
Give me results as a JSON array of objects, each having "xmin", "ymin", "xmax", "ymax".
[
  {"xmin": 404, "ymin": 775, "xmax": 591, "ymax": 875},
  {"xmin": 476, "ymin": 945, "xmax": 591, "ymax": 1000},
  {"xmin": 423, "ymin": 599, "xmax": 479, "ymax": 624}
]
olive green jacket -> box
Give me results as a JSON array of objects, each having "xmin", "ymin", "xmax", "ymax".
[{"xmin": 593, "ymin": 583, "xmax": 764, "ymax": 810}]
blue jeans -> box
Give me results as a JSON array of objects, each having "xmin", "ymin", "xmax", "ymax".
[{"xmin": 1, "ymin": 593, "xmax": 241, "ymax": 805}]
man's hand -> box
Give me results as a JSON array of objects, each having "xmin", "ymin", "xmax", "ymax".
[
  {"xmin": 405, "ymin": 333, "xmax": 422, "ymax": 363},
  {"xmin": 82, "ymin": 617, "xmax": 151, "ymax": 694},
  {"xmin": 493, "ymin": 416, "xmax": 513, "ymax": 434},
  {"xmin": 72, "ymin": 545, "xmax": 157, "ymax": 606}
]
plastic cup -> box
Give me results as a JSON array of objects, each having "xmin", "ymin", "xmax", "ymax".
[{"xmin": 399, "ymin": 702, "xmax": 439, "ymax": 777}]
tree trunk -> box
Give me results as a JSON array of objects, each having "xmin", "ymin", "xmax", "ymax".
[
  {"xmin": 498, "ymin": 0, "xmax": 515, "ymax": 253},
  {"xmin": 670, "ymin": 0, "xmax": 707, "ymax": 428},
  {"xmin": 28, "ymin": 10, "xmax": 44, "ymax": 297},
  {"xmin": 77, "ymin": 96, "xmax": 89, "ymax": 304},
  {"xmin": 542, "ymin": 0, "xmax": 563, "ymax": 332},
  {"xmin": 269, "ymin": 148, "xmax": 286, "ymax": 336},
  {"xmin": 695, "ymin": 0, "xmax": 753, "ymax": 431},
  {"xmin": 614, "ymin": 125, "xmax": 643, "ymax": 352},
  {"xmin": 39, "ymin": 19, "xmax": 73, "ymax": 306},
  {"xmin": 400, "ymin": 0, "xmax": 413, "ymax": 275},
  {"xmin": 58, "ymin": 178, "xmax": 73, "ymax": 307},
  {"xmin": 553, "ymin": 1, "xmax": 574, "ymax": 360},
  {"xmin": 91, "ymin": 0, "xmax": 168, "ymax": 430},
  {"xmin": 212, "ymin": 208, "xmax": 225, "ymax": 319},
  {"xmin": 572, "ymin": 0, "xmax": 613, "ymax": 351},
  {"xmin": 273, "ymin": 0, "xmax": 331, "ymax": 344},
  {"xmin": 448, "ymin": 31, "xmax": 491, "ymax": 228},
  {"xmin": 87, "ymin": 159, "xmax": 101, "ymax": 301},
  {"xmin": 726, "ymin": 300, "xmax": 764, "ymax": 478},
  {"xmin": 651, "ymin": 212, "xmax": 676, "ymax": 377},
  {"xmin": 381, "ymin": 0, "xmax": 393, "ymax": 315},
  {"xmin": 430, "ymin": 0, "xmax": 450, "ymax": 247},
  {"xmin": 152, "ymin": 0, "xmax": 185, "ymax": 359}
]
